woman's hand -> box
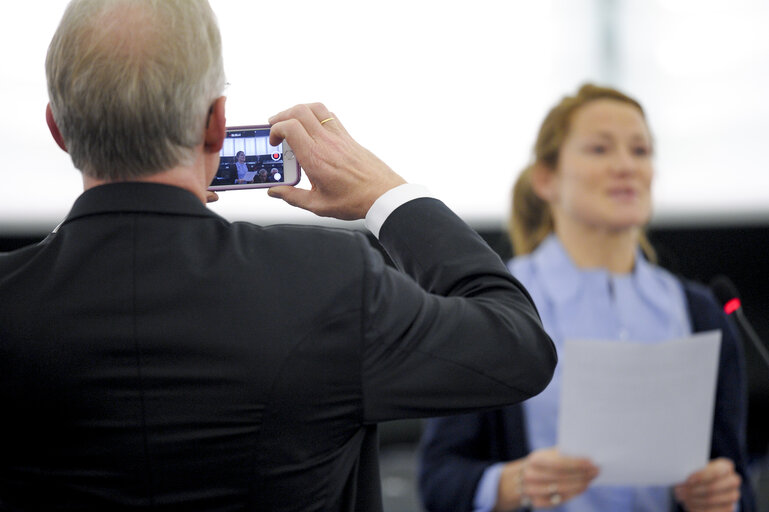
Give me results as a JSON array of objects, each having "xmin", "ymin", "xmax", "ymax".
[
  {"xmin": 674, "ymin": 458, "xmax": 741, "ymax": 512},
  {"xmin": 495, "ymin": 447, "xmax": 599, "ymax": 510}
]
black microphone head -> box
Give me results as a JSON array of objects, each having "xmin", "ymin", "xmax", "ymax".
[{"xmin": 710, "ymin": 274, "xmax": 740, "ymax": 307}]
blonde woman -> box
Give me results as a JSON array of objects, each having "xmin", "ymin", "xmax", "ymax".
[{"xmin": 419, "ymin": 84, "xmax": 754, "ymax": 512}]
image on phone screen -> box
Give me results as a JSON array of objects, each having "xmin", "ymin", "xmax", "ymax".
[{"xmin": 208, "ymin": 125, "xmax": 300, "ymax": 190}]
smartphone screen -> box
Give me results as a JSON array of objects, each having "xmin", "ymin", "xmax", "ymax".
[{"xmin": 208, "ymin": 125, "xmax": 300, "ymax": 190}]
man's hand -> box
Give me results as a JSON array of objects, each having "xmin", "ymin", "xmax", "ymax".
[
  {"xmin": 674, "ymin": 458, "xmax": 741, "ymax": 512},
  {"xmin": 267, "ymin": 103, "xmax": 406, "ymax": 220}
]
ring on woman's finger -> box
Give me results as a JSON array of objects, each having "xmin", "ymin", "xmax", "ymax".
[
  {"xmin": 320, "ymin": 117, "xmax": 335, "ymax": 125},
  {"xmin": 550, "ymin": 493, "xmax": 562, "ymax": 505}
]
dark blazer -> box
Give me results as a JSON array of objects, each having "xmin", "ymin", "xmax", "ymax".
[
  {"xmin": 418, "ymin": 280, "xmax": 755, "ymax": 512},
  {"xmin": 0, "ymin": 183, "xmax": 556, "ymax": 511}
]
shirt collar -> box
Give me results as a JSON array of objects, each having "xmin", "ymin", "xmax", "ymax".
[
  {"xmin": 531, "ymin": 235, "xmax": 584, "ymax": 304},
  {"xmin": 531, "ymin": 234, "xmax": 673, "ymax": 309},
  {"xmin": 62, "ymin": 182, "xmax": 223, "ymax": 226},
  {"xmin": 633, "ymin": 248, "xmax": 678, "ymax": 314}
]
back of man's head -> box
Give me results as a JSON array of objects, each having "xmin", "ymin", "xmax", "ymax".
[{"xmin": 46, "ymin": 0, "xmax": 226, "ymax": 180}]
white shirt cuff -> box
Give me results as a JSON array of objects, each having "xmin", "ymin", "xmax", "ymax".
[
  {"xmin": 364, "ymin": 183, "xmax": 431, "ymax": 239},
  {"xmin": 473, "ymin": 462, "xmax": 505, "ymax": 512}
]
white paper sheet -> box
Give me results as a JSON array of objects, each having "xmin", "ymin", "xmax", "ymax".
[{"xmin": 557, "ymin": 330, "xmax": 722, "ymax": 486}]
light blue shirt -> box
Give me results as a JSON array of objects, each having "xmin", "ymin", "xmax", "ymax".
[
  {"xmin": 474, "ymin": 235, "xmax": 693, "ymax": 512},
  {"xmin": 235, "ymin": 161, "xmax": 249, "ymax": 180}
]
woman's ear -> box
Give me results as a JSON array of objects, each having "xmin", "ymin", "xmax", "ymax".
[
  {"xmin": 530, "ymin": 162, "xmax": 556, "ymax": 202},
  {"xmin": 46, "ymin": 103, "xmax": 68, "ymax": 152}
]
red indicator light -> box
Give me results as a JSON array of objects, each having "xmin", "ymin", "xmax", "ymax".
[{"xmin": 724, "ymin": 298, "xmax": 741, "ymax": 315}]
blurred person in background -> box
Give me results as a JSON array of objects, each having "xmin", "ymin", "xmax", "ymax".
[{"xmin": 419, "ymin": 83, "xmax": 754, "ymax": 512}]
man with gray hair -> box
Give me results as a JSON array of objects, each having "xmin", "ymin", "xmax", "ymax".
[{"xmin": 0, "ymin": 0, "xmax": 556, "ymax": 510}]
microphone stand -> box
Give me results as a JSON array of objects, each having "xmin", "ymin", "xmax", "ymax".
[{"xmin": 733, "ymin": 307, "xmax": 769, "ymax": 371}]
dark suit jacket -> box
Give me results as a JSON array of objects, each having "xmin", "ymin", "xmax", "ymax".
[
  {"xmin": 418, "ymin": 280, "xmax": 755, "ymax": 512},
  {"xmin": 0, "ymin": 183, "xmax": 556, "ymax": 511}
]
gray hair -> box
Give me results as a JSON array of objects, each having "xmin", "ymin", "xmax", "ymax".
[{"xmin": 46, "ymin": 0, "xmax": 226, "ymax": 179}]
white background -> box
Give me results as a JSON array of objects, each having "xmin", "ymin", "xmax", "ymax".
[{"xmin": 1, "ymin": 0, "xmax": 767, "ymax": 233}]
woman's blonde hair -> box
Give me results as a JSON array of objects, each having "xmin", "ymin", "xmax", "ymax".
[{"xmin": 508, "ymin": 83, "xmax": 656, "ymax": 262}]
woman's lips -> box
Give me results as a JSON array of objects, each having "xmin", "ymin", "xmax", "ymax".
[{"xmin": 608, "ymin": 187, "xmax": 638, "ymax": 200}]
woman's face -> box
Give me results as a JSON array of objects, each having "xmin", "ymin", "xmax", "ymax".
[
  {"xmin": 237, "ymin": 152, "xmax": 246, "ymax": 163},
  {"xmin": 541, "ymin": 99, "xmax": 654, "ymax": 234}
]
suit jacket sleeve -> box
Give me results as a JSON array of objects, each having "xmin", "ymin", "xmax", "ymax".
[
  {"xmin": 417, "ymin": 409, "xmax": 507, "ymax": 512},
  {"xmin": 359, "ymin": 197, "xmax": 557, "ymax": 422}
]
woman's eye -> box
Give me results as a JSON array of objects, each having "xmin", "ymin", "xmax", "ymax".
[
  {"xmin": 587, "ymin": 145, "xmax": 607, "ymax": 154},
  {"xmin": 633, "ymin": 146, "xmax": 651, "ymax": 156}
]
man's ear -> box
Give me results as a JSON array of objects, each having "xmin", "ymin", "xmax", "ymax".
[
  {"xmin": 530, "ymin": 162, "xmax": 556, "ymax": 202},
  {"xmin": 204, "ymin": 96, "xmax": 226, "ymax": 154},
  {"xmin": 46, "ymin": 103, "xmax": 68, "ymax": 152}
]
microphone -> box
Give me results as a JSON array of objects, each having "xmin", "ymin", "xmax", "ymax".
[{"xmin": 710, "ymin": 275, "xmax": 769, "ymax": 370}]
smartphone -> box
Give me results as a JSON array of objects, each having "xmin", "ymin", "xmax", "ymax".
[{"xmin": 208, "ymin": 124, "xmax": 301, "ymax": 191}]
